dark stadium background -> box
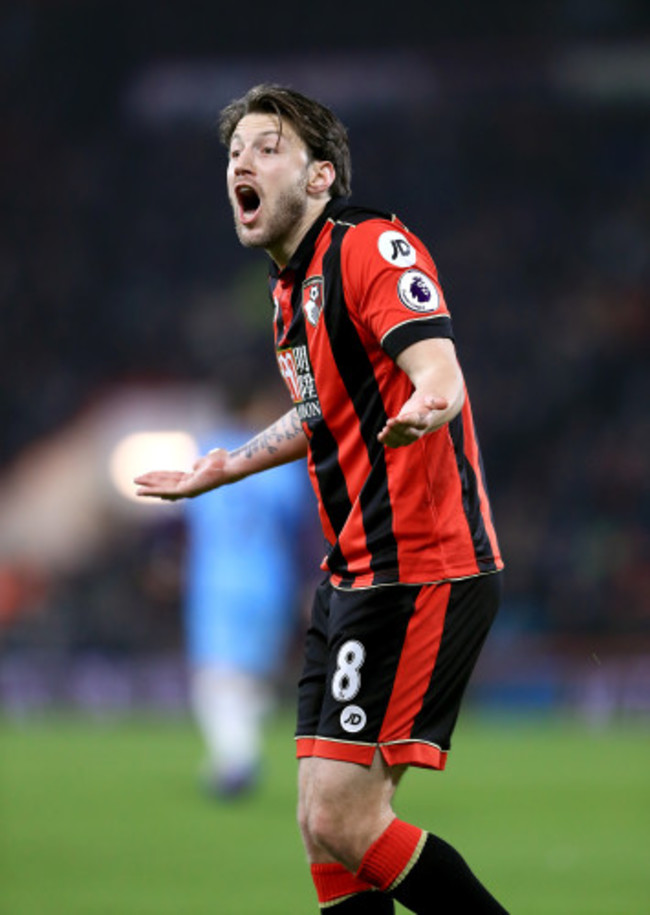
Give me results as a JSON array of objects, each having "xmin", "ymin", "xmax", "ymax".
[{"xmin": 1, "ymin": 1, "xmax": 649, "ymax": 720}]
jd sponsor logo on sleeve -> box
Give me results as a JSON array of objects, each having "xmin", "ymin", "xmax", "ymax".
[
  {"xmin": 340, "ymin": 705, "xmax": 367, "ymax": 734},
  {"xmin": 378, "ymin": 231, "xmax": 416, "ymax": 268},
  {"xmin": 397, "ymin": 270, "xmax": 440, "ymax": 313}
]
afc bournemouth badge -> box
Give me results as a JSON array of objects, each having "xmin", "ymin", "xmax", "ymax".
[{"xmin": 302, "ymin": 276, "xmax": 324, "ymax": 327}]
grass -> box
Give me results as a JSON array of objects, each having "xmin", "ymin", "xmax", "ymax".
[{"xmin": 1, "ymin": 709, "xmax": 648, "ymax": 914}]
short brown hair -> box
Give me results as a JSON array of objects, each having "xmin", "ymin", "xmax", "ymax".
[{"xmin": 218, "ymin": 84, "xmax": 352, "ymax": 198}]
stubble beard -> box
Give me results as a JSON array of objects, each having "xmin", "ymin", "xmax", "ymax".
[{"xmin": 233, "ymin": 180, "xmax": 309, "ymax": 253}]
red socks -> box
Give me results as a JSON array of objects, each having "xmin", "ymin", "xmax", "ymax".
[
  {"xmin": 310, "ymin": 820, "xmax": 425, "ymax": 907},
  {"xmin": 356, "ymin": 819, "xmax": 426, "ymax": 892},
  {"xmin": 310, "ymin": 820, "xmax": 425, "ymax": 905},
  {"xmin": 311, "ymin": 862, "xmax": 375, "ymax": 906},
  {"xmin": 310, "ymin": 820, "xmax": 508, "ymax": 913}
]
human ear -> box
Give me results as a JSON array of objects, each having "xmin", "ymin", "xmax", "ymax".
[{"xmin": 307, "ymin": 160, "xmax": 336, "ymax": 195}]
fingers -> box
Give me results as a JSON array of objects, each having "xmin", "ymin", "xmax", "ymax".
[
  {"xmin": 377, "ymin": 408, "xmax": 444, "ymax": 447},
  {"xmin": 377, "ymin": 418, "xmax": 420, "ymax": 447},
  {"xmin": 377, "ymin": 424, "xmax": 418, "ymax": 447},
  {"xmin": 133, "ymin": 470, "xmax": 187, "ymax": 500},
  {"xmin": 377, "ymin": 393, "xmax": 451, "ymax": 447}
]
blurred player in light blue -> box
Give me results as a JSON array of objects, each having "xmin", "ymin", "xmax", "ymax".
[{"xmin": 183, "ymin": 392, "xmax": 314, "ymax": 799}]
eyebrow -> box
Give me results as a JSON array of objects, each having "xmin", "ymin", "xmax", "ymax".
[{"xmin": 230, "ymin": 128, "xmax": 282, "ymax": 146}]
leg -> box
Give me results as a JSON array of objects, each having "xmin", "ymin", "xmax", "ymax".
[
  {"xmin": 298, "ymin": 753, "xmax": 405, "ymax": 869},
  {"xmin": 299, "ymin": 754, "xmax": 400, "ymax": 913},
  {"xmin": 297, "ymin": 575, "xmax": 509, "ymax": 912},
  {"xmin": 190, "ymin": 665, "xmax": 269, "ymax": 796},
  {"xmin": 299, "ymin": 752, "xmax": 508, "ymax": 914}
]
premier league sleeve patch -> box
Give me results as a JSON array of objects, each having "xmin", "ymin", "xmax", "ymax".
[{"xmin": 396, "ymin": 270, "xmax": 440, "ymax": 313}]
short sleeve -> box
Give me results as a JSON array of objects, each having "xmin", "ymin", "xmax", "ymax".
[{"xmin": 340, "ymin": 218, "xmax": 454, "ymax": 360}]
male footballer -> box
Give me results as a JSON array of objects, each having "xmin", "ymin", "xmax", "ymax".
[{"xmin": 136, "ymin": 84, "xmax": 508, "ymax": 914}]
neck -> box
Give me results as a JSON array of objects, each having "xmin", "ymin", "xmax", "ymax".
[{"xmin": 268, "ymin": 196, "xmax": 331, "ymax": 270}]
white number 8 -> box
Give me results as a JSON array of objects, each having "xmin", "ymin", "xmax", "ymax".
[{"xmin": 332, "ymin": 640, "xmax": 365, "ymax": 702}]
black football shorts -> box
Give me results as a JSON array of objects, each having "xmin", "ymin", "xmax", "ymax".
[{"xmin": 295, "ymin": 572, "xmax": 502, "ymax": 769}]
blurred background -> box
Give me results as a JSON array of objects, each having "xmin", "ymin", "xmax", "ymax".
[{"xmin": 1, "ymin": 0, "xmax": 649, "ymax": 725}]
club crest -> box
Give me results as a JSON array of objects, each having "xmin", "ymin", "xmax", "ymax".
[{"xmin": 302, "ymin": 276, "xmax": 324, "ymax": 327}]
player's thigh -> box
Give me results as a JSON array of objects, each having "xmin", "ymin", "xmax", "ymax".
[{"xmin": 299, "ymin": 753, "xmax": 404, "ymax": 822}]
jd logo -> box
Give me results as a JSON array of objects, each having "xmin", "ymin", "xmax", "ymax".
[
  {"xmin": 378, "ymin": 230, "xmax": 416, "ymax": 268},
  {"xmin": 340, "ymin": 705, "xmax": 367, "ymax": 734},
  {"xmin": 391, "ymin": 238, "xmax": 412, "ymax": 260}
]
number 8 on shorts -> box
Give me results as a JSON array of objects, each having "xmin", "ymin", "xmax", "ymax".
[{"xmin": 331, "ymin": 640, "xmax": 366, "ymax": 702}]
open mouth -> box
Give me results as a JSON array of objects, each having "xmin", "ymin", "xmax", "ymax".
[{"xmin": 236, "ymin": 185, "xmax": 261, "ymax": 223}]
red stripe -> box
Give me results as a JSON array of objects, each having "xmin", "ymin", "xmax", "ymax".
[
  {"xmin": 380, "ymin": 740, "xmax": 447, "ymax": 770},
  {"xmin": 296, "ymin": 736, "xmax": 448, "ymax": 771},
  {"xmin": 357, "ymin": 819, "xmax": 424, "ymax": 891},
  {"xmin": 305, "ymin": 229, "xmax": 375, "ymax": 576},
  {"xmin": 310, "ymin": 862, "xmax": 374, "ymax": 904},
  {"xmin": 296, "ymin": 736, "xmax": 376, "ymax": 766},
  {"xmin": 378, "ymin": 582, "xmax": 450, "ymax": 745}
]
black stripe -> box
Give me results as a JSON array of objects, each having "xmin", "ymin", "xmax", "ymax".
[
  {"xmin": 322, "ymin": 224, "xmax": 400, "ymax": 583},
  {"xmin": 282, "ymin": 242, "xmax": 353, "ymax": 581},
  {"xmin": 382, "ymin": 315, "xmax": 454, "ymax": 360},
  {"xmin": 268, "ymin": 275, "xmax": 284, "ymax": 340},
  {"xmin": 448, "ymin": 414, "xmax": 498, "ymax": 572},
  {"xmin": 412, "ymin": 573, "xmax": 502, "ymax": 749},
  {"xmin": 309, "ymin": 421, "xmax": 353, "ymax": 580}
]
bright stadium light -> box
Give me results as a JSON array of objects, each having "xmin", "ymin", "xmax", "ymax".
[{"xmin": 109, "ymin": 430, "xmax": 199, "ymax": 502}]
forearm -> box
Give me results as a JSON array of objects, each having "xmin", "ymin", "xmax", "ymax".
[
  {"xmin": 218, "ymin": 407, "xmax": 309, "ymax": 480},
  {"xmin": 410, "ymin": 363, "xmax": 465, "ymax": 432},
  {"xmin": 379, "ymin": 337, "xmax": 465, "ymax": 447}
]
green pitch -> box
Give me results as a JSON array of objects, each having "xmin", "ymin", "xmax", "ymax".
[{"xmin": 1, "ymin": 710, "xmax": 648, "ymax": 914}]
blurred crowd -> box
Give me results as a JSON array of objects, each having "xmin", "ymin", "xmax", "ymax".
[{"xmin": 1, "ymin": 8, "xmax": 649, "ymax": 712}]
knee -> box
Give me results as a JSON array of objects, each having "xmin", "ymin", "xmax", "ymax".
[
  {"xmin": 297, "ymin": 757, "xmax": 397, "ymax": 870},
  {"xmin": 301, "ymin": 787, "xmax": 391, "ymax": 872},
  {"xmin": 300, "ymin": 792, "xmax": 356, "ymax": 866}
]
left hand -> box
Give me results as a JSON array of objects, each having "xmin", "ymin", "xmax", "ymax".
[{"xmin": 378, "ymin": 394, "xmax": 449, "ymax": 447}]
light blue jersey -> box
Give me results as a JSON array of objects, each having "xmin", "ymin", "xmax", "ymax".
[{"xmin": 183, "ymin": 426, "xmax": 311, "ymax": 677}]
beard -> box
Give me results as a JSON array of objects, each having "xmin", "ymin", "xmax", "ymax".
[{"xmin": 233, "ymin": 178, "xmax": 308, "ymax": 252}]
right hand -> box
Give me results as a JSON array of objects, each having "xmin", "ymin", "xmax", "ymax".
[{"xmin": 134, "ymin": 448, "xmax": 232, "ymax": 501}]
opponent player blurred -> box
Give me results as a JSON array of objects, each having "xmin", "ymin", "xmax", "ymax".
[
  {"xmin": 136, "ymin": 85, "xmax": 508, "ymax": 913},
  {"xmin": 183, "ymin": 388, "xmax": 311, "ymax": 798}
]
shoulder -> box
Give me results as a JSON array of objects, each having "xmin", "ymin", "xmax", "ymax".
[
  {"xmin": 331, "ymin": 203, "xmax": 411, "ymax": 244},
  {"xmin": 330, "ymin": 204, "xmax": 432, "ymax": 280},
  {"xmin": 330, "ymin": 202, "xmax": 396, "ymax": 227}
]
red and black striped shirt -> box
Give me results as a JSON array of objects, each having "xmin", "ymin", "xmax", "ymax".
[{"xmin": 270, "ymin": 197, "xmax": 502, "ymax": 588}]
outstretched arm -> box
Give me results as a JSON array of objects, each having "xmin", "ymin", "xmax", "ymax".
[
  {"xmin": 134, "ymin": 407, "xmax": 307, "ymax": 501},
  {"xmin": 378, "ymin": 337, "xmax": 465, "ymax": 448}
]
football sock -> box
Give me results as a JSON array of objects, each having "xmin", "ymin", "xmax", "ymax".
[
  {"xmin": 311, "ymin": 862, "xmax": 394, "ymax": 912},
  {"xmin": 356, "ymin": 818, "xmax": 509, "ymax": 913}
]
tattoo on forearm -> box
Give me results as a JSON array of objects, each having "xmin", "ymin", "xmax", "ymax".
[
  {"xmin": 230, "ymin": 410, "xmax": 304, "ymax": 462},
  {"xmin": 281, "ymin": 409, "xmax": 304, "ymax": 439}
]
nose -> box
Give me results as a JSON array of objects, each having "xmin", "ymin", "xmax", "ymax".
[{"xmin": 233, "ymin": 146, "xmax": 254, "ymax": 174}]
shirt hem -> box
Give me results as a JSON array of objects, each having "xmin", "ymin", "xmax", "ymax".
[{"xmin": 328, "ymin": 563, "xmax": 504, "ymax": 591}]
